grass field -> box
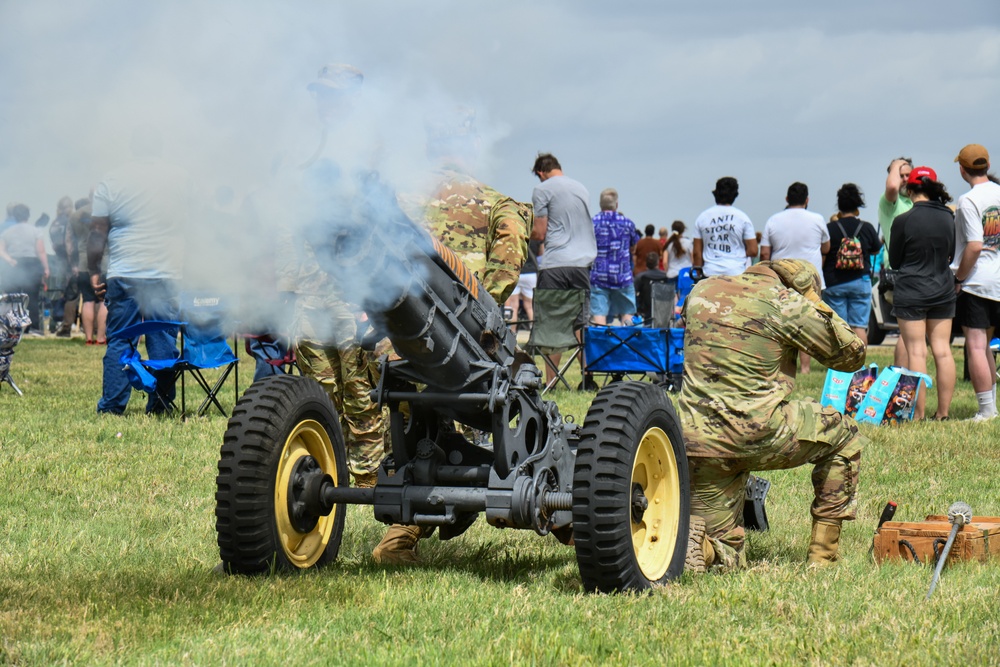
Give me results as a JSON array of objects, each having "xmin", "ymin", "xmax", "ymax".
[{"xmin": 1, "ymin": 337, "xmax": 999, "ymax": 666}]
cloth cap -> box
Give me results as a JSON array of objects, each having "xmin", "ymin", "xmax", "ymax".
[
  {"xmin": 906, "ymin": 166, "xmax": 937, "ymax": 186},
  {"xmin": 955, "ymin": 144, "xmax": 990, "ymax": 171},
  {"xmin": 307, "ymin": 64, "xmax": 364, "ymax": 93},
  {"xmin": 758, "ymin": 259, "xmax": 821, "ymax": 300}
]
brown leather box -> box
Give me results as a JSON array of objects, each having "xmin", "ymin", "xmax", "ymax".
[{"xmin": 873, "ymin": 516, "xmax": 1000, "ymax": 565}]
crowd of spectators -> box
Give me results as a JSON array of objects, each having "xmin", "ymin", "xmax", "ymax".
[
  {"xmin": 524, "ymin": 144, "xmax": 998, "ymax": 421},
  {"xmin": 5, "ymin": 137, "xmax": 998, "ymax": 423},
  {"xmin": 0, "ymin": 196, "xmax": 107, "ymax": 343}
]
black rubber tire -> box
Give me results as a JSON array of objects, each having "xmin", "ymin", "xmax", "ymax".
[
  {"xmin": 573, "ymin": 381, "xmax": 690, "ymax": 593},
  {"xmin": 215, "ymin": 375, "xmax": 348, "ymax": 574},
  {"xmin": 868, "ymin": 308, "xmax": 886, "ymax": 346}
]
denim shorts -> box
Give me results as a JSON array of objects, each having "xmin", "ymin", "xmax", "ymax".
[
  {"xmin": 822, "ymin": 276, "xmax": 871, "ymax": 328},
  {"xmin": 590, "ymin": 284, "xmax": 637, "ymax": 318}
]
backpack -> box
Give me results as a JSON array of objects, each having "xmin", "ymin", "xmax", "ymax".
[{"xmin": 834, "ymin": 219, "xmax": 865, "ymax": 271}]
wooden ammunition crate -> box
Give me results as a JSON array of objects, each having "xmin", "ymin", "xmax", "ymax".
[{"xmin": 873, "ymin": 516, "xmax": 1000, "ymax": 565}]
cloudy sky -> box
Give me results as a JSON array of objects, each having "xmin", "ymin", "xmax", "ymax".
[{"xmin": 1, "ymin": 0, "xmax": 999, "ymax": 231}]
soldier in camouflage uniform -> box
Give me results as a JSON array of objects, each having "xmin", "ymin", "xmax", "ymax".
[
  {"xmin": 278, "ymin": 63, "xmax": 387, "ymax": 488},
  {"xmin": 290, "ymin": 250, "xmax": 387, "ymax": 487},
  {"xmin": 679, "ymin": 258, "xmax": 868, "ymax": 572},
  {"xmin": 372, "ymin": 109, "xmax": 532, "ymax": 564},
  {"xmin": 422, "ymin": 170, "xmax": 531, "ymax": 303}
]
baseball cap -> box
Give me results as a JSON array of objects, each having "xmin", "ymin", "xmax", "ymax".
[
  {"xmin": 954, "ymin": 144, "xmax": 990, "ymax": 171},
  {"xmin": 906, "ymin": 166, "xmax": 937, "ymax": 186},
  {"xmin": 307, "ymin": 64, "xmax": 363, "ymax": 93}
]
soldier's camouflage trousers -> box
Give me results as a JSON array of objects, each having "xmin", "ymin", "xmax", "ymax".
[
  {"xmin": 296, "ymin": 338, "xmax": 388, "ymax": 478},
  {"xmin": 688, "ymin": 400, "xmax": 865, "ymax": 572}
]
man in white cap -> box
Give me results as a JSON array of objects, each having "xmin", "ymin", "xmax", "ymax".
[{"xmin": 952, "ymin": 144, "xmax": 1000, "ymax": 421}]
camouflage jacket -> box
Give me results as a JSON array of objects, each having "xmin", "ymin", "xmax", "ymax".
[
  {"xmin": 422, "ymin": 167, "xmax": 531, "ymax": 304},
  {"xmin": 679, "ymin": 265, "xmax": 865, "ymax": 458}
]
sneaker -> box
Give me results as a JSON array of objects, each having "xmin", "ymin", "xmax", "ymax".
[{"xmin": 967, "ymin": 413, "xmax": 997, "ymax": 423}]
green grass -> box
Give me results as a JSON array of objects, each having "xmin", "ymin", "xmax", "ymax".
[{"xmin": 2, "ymin": 338, "xmax": 999, "ymax": 666}]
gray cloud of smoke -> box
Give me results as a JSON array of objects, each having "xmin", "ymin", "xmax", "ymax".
[
  {"xmin": 0, "ymin": 0, "xmax": 507, "ymax": 336},
  {"xmin": 3, "ymin": 0, "xmax": 999, "ymax": 242}
]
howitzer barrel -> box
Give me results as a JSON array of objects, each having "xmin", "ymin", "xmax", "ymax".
[{"xmin": 320, "ymin": 175, "xmax": 517, "ymax": 395}]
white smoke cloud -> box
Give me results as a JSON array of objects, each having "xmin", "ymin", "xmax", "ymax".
[
  {"xmin": 1, "ymin": 0, "xmax": 511, "ymax": 335},
  {"xmin": 3, "ymin": 0, "xmax": 999, "ymax": 241}
]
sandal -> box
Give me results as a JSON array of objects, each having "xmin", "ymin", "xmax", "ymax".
[
  {"xmin": 97, "ymin": 339, "xmax": 107, "ymax": 345},
  {"xmin": 85, "ymin": 340, "xmax": 95, "ymax": 346}
]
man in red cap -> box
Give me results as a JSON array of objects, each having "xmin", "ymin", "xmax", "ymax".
[{"xmin": 952, "ymin": 144, "xmax": 1000, "ymax": 421}]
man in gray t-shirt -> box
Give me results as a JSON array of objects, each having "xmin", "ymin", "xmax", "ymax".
[
  {"xmin": 531, "ymin": 158, "xmax": 596, "ymax": 270},
  {"xmin": 529, "ymin": 153, "xmax": 596, "ymax": 387}
]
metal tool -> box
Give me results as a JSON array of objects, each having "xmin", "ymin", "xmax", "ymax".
[
  {"xmin": 869, "ymin": 501, "xmax": 897, "ymax": 560},
  {"xmin": 926, "ymin": 501, "xmax": 973, "ymax": 600}
]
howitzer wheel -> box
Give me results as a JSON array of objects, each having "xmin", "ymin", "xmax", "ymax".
[
  {"xmin": 572, "ymin": 381, "xmax": 690, "ymax": 593},
  {"xmin": 215, "ymin": 375, "xmax": 348, "ymax": 574}
]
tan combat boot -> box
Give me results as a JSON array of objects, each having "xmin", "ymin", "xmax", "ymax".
[
  {"xmin": 353, "ymin": 472, "xmax": 378, "ymax": 488},
  {"xmin": 685, "ymin": 516, "xmax": 716, "ymax": 574},
  {"xmin": 372, "ymin": 524, "xmax": 423, "ymax": 565},
  {"xmin": 807, "ymin": 519, "xmax": 842, "ymax": 567}
]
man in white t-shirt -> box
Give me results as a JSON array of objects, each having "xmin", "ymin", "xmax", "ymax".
[
  {"xmin": 692, "ymin": 177, "xmax": 758, "ymax": 277},
  {"xmin": 952, "ymin": 143, "xmax": 1000, "ymax": 421},
  {"xmin": 760, "ymin": 182, "xmax": 830, "ymax": 285},
  {"xmin": 760, "ymin": 182, "xmax": 831, "ymax": 374}
]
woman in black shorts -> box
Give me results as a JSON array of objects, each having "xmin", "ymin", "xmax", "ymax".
[{"xmin": 888, "ymin": 166, "xmax": 956, "ymax": 420}]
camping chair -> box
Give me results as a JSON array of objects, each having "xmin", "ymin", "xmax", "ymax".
[
  {"xmin": 110, "ymin": 319, "xmax": 183, "ymax": 414},
  {"xmin": 177, "ymin": 292, "xmax": 240, "ymax": 416},
  {"xmin": 0, "ymin": 293, "xmax": 31, "ymax": 396},
  {"xmin": 243, "ymin": 332, "xmax": 298, "ymax": 379},
  {"xmin": 109, "ymin": 295, "xmax": 240, "ymax": 418},
  {"xmin": 649, "ymin": 279, "xmax": 676, "ymax": 329},
  {"xmin": 525, "ymin": 288, "xmax": 587, "ymax": 393},
  {"xmin": 657, "ymin": 267, "xmax": 694, "ymax": 391},
  {"xmin": 583, "ymin": 325, "xmax": 669, "ymax": 387}
]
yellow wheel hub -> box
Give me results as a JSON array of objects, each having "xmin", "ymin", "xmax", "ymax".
[
  {"xmin": 630, "ymin": 426, "xmax": 681, "ymax": 581},
  {"xmin": 274, "ymin": 419, "xmax": 339, "ymax": 569}
]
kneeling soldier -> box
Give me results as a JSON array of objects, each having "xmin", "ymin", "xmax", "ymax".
[{"xmin": 680, "ymin": 259, "xmax": 868, "ymax": 572}]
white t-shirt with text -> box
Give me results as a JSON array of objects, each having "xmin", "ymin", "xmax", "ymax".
[{"xmin": 694, "ymin": 205, "xmax": 755, "ymax": 276}]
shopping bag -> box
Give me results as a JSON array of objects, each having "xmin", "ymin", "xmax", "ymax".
[
  {"xmin": 854, "ymin": 366, "xmax": 933, "ymax": 425},
  {"xmin": 820, "ymin": 364, "xmax": 878, "ymax": 417}
]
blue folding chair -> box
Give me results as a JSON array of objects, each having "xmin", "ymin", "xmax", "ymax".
[
  {"xmin": 177, "ymin": 292, "xmax": 240, "ymax": 416},
  {"xmin": 110, "ymin": 294, "xmax": 240, "ymax": 417},
  {"xmin": 582, "ymin": 324, "xmax": 684, "ymax": 391},
  {"xmin": 111, "ymin": 319, "xmax": 184, "ymax": 414}
]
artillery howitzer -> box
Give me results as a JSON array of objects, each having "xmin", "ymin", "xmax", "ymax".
[{"xmin": 214, "ymin": 174, "xmax": 691, "ymax": 592}]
